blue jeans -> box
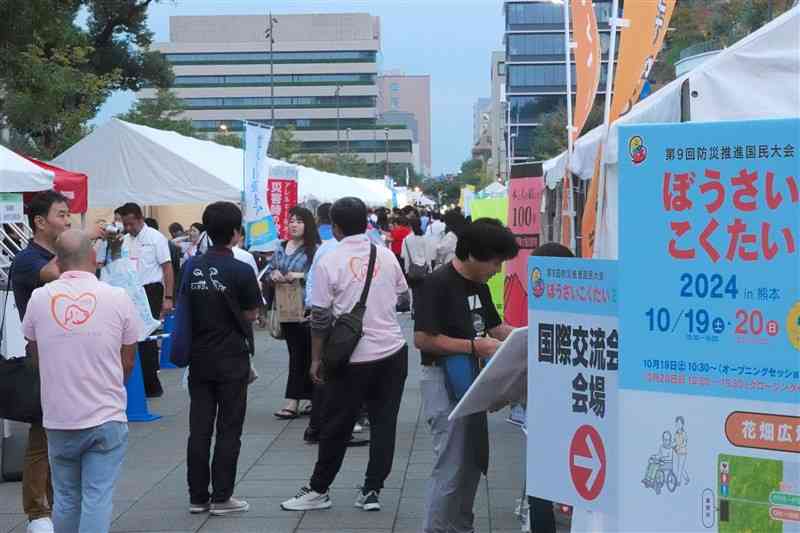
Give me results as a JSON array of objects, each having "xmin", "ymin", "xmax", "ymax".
[{"xmin": 46, "ymin": 421, "xmax": 128, "ymax": 533}]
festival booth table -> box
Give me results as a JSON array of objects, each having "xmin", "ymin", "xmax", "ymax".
[{"xmin": 453, "ymin": 8, "xmax": 800, "ymax": 532}]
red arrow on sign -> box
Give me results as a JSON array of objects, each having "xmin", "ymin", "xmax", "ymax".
[{"xmin": 569, "ymin": 424, "xmax": 606, "ymax": 501}]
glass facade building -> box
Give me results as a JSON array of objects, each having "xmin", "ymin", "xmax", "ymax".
[{"xmin": 504, "ymin": 0, "xmax": 616, "ymax": 161}]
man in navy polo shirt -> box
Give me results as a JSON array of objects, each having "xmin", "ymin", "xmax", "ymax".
[
  {"xmin": 182, "ymin": 202, "xmax": 261, "ymax": 516},
  {"xmin": 10, "ymin": 190, "xmax": 71, "ymax": 533}
]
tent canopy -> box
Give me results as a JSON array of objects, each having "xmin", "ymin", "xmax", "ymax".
[
  {"xmin": 25, "ymin": 158, "xmax": 88, "ymax": 214},
  {"xmin": 0, "ymin": 145, "xmax": 53, "ymax": 193},
  {"xmin": 53, "ymin": 118, "xmax": 394, "ymax": 208}
]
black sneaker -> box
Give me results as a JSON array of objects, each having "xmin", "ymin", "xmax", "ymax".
[{"xmin": 354, "ymin": 490, "xmax": 381, "ymax": 511}]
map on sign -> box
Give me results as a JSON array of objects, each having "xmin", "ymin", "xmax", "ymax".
[{"xmin": 718, "ymin": 454, "xmax": 800, "ymax": 533}]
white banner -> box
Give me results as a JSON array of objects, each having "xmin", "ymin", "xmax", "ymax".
[
  {"xmin": 0, "ymin": 193, "xmax": 24, "ymax": 224},
  {"xmin": 243, "ymin": 123, "xmax": 278, "ymax": 252}
]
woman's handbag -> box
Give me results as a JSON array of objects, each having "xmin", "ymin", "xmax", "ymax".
[
  {"xmin": 0, "ymin": 355, "xmax": 42, "ymax": 423},
  {"xmin": 267, "ymin": 297, "xmax": 284, "ymax": 340},
  {"xmin": 404, "ymin": 240, "xmax": 430, "ymax": 282}
]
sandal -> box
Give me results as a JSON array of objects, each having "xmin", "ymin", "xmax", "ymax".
[
  {"xmin": 274, "ymin": 408, "xmax": 298, "ymax": 420},
  {"xmin": 299, "ymin": 404, "xmax": 313, "ymax": 417}
]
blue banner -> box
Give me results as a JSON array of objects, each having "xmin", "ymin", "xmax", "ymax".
[{"xmin": 618, "ymin": 119, "xmax": 800, "ymax": 404}]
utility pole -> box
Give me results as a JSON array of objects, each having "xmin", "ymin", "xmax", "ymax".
[
  {"xmin": 346, "ymin": 128, "xmax": 351, "ymax": 154},
  {"xmin": 384, "ymin": 127, "xmax": 390, "ymax": 177},
  {"xmin": 335, "ymin": 85, "xmax": 342, "ymax": 158},
  {"xmin": 265, "ymin": 12, "xmax": 278, "ymax": 127}
]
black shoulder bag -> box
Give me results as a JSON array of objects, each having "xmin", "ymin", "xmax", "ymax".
[{"xmin": 323, "ymin": 244, "xmax": 377, "ymax": 375}]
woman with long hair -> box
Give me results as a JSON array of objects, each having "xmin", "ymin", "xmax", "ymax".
[
  {"xmin": 182, "ymin": 222, "xmax": 205, "ymax": 264},
  {"xmin": 266, "ymin": 206, "xmax": 320, "ymax": 419}
]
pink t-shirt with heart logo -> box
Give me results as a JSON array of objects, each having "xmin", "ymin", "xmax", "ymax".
[{"xmin": 22, "ymin": 271, "xmax": 143, "ymax": 430}]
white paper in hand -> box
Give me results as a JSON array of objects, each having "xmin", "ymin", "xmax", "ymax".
[{"xmin": 449, "ymin": 327, "xmax": 528, "ymax": 420}]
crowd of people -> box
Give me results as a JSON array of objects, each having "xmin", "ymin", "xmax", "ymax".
[{"xmin": 7, "ymin": 190, "xmax": 539, "ymax": 533}]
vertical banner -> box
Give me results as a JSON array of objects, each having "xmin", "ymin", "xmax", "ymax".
[
  {"xmin": 581, "ymin": 144, "xmax": 604, "ymax": 258},
  {"xmin": 504, "ymin": 170, "xmax": 545, "ymax": 327},
  {"xmin": 471, "ymin": 197, "xmax": 510, "ymax": 318},
  {"xmin": 243, "ymin": 122, "xmax": 278, "ymax": 251},
  {"xmin": 609, "ymin": 0, "xmax": 677, "ymax": 122},
  {"xmin": 618, "ymin": 119, "xmax": 800, "ymax": 531},
  {"xmin": 385, "ymin": 176, "xmax": 398, "ymax": 208},
  {"xmin": 527, "ymin": 258, "xmax": 618, "ymax": 514},
  {"xmin": 267, "ymin": 163, "xmax": 299, "ymax": 241},
  {"xmin": 571, "ymin": 0, "xmax": 602, "ymax": 141}
]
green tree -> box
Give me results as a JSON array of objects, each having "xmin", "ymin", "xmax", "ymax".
[
  {"xmin": 118, "ymin": 88, "xmax": 196, "ymax": 136},
  {"xmin": 3, "ymin": 39, "xmax": 117, "ymax": 158},
  {"xmin": 458, "ymin": 158, "xmax": 489, "ymax": 188},
  {"xmin": 212, "ymin": 133, "xmax": 243, "ymax": 148},
  {"xmin": 270, "ymin": 126, "xmax": 301, "ymax": 161},
  {"xmin": 0, "ymin": 0, "xmax": 174, "ymax": 156},
  {"xmin": 530, "ymin": 102, "xmax": 604, "ymax": 161}
]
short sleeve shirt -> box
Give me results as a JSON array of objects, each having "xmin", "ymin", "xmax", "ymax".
[
  {"xmin": 10, "ymin": 241, "xmax": 54, "ymax": 320},
  {"xmin": 22, "ymin": 271, "xmax": 143, "ymax": 429},
  {"xmin": 183, "ymin": 248, "xmax": 262, "ymax": 381},
  {"xmin": 122, "ymin": 226, "xmax": 171, "ymax": 286},
  {"xmin": 414, "ymin": 263, "xmax": 501, "ymax": 366}
]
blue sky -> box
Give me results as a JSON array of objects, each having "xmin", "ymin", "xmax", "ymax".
[{"xmin": 94, "ymin": 0, "xmax": 506, "ymax": 176}]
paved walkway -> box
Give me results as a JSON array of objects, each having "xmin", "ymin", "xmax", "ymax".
[{"xmin": 0, "ymin": 319, "xmax": 532, "ymax": 532}]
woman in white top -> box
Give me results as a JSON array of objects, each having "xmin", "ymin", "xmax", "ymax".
[
  {"xmin": 182, "ymin": 222, "xmax": 204, "ymax": 264},
  {"xmin": 401, "ymin": 218, "xmax": 432, "ymax": 318}
]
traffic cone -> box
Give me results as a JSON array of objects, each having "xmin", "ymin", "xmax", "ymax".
[
  {"xmin": 125, "ymin": 350, "xmax": 161, "ymax": 423},
  {"xmin": 159, "ymin": 312, "xmax": 176, "ymax": 369}
]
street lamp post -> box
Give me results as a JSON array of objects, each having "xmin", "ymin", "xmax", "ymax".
[
  {"xmin": 384, "ymin": 127, "xmax": 390, "ymax": 178},
  {"xmin": 335, "ymin": 85, "xmax": 342, "ymax": 159},
  {"xmin": 265, "ymin": 13, "xmax": 278, "ymax": 127},
  {"xmin": 346, "ymin": 128, "xmax": 351, "ymax": 154}
]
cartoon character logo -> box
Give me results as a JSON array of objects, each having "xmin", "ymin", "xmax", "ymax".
[
  {"xmin": 531, "ymin": 267, "xmax": 545, "ymax": 298},
  {"xmin": 50, "ymin": 293, "xmax": 97, "ymax": 331},
  {"xmin": 629, "ymin": 135, "xmax": 648, "ymax": 165}
]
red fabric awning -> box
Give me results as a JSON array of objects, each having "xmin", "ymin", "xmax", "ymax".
[{"xmin": 23, "ymin": 158, "xmax": 88, "ymax": 214}]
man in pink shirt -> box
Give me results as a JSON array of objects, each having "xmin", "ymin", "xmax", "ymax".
[
  {"xmin": 282, "ymin": 197, "xmax": 409, "ymax": 513},
  {"xmin": 22, "ymin": 230, "xmax": 142, "ymax": 533}
]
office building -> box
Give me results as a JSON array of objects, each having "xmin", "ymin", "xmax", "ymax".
[
  {"xmin": 473, "ymin": 97, "xmax": 491, "ymax": 146},
  {"xmin": 140, "ymin": 14, "xmax": 415, "ymax": 177},
  {"xmin": 377, "ymin": 72, "xmax": 432, "ymax": 176},
  {"xmin": 504, "ymin": 0, "xmax": 616, "ymax": 162}
]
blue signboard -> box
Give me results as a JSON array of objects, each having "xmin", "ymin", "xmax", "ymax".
[{"xmin": 618, "ymin": 118, "xmax": 800, "ymax": 404}]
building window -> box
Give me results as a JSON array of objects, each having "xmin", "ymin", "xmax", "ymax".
[
  {"xmin": 507, "ymin": 64, "xmax": 607, "ymax": 92},
  {"xmin": 178, "ymin": 95, "xmax": 377, "ymax": 109},
  {"xmin": 498, "ymin": 62, "xmax": 506, "ymax": 76},
  {"xmin": 191, "ymin": 118, "xmax": 383, "ymax": 131},
  {"xmin": 508, "ymin": 34, "xmax": 565, "ymax": 61},
  {"xmin": 510, "ymin": 125, "xmax": 537, "ymax": 158},
  {"xmin": 391, "ymin": 97, "xmax": 400, "ymax": 110},
  {"xmin": 164, "ymin": 50, "xmax": 378, "ymax": 65},
  {"xmin": 390, "ymin": 82, "xmax": 400, "ymax": 92},
  {"xmin": 506, "ymin": 1, "xmax": 614, "ymax": 30},
  {"xmin": 170, "ymin": 73, "xmax": 376, "ymax": 87},
  {"xmin": 299, "ymin": 140, "xmax": 412, "ymax": 154}
]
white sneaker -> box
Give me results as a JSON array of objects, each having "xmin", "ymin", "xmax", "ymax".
[
  {"xmin": 27, "ymin": 518, "xmax": 54, "ymax": 533},
  {"xmin": 354, "ymin": 490, "xmax": 381, "ymax": 511},
  {"xmin": 209, "ymin": 497, "xmax": 249, "ymax": 516},
  {"xmin": 281, "ymin": 486, "xmax": 332, "ymax": 511},
  {"xmin": 353, "ymin": 422, "xmax": 364, "ymax": 433}
]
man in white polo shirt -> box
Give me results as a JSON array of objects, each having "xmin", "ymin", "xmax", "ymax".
[{"xmin": 118, "ymin": 202, "xmax": 174, "ymax": 398}]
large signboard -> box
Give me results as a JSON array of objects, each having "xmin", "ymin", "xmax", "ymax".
[
  {"xmin": 0, "ymin": 193, "xmax": 24, "ymax": 224},
  {"xmin": 618, "ymin": 119, "xmax": 799, "ymax": 532},
  {"xmin": 243, "ymin": 123, "xmax": 278, "ymax": 251},
  {"xmin": 504, "ymin": 171, "xmax": 545, "ymax": 327},
  {"xmin": 527, "ymin": 258, "xmax": 619, "ymax": 513}
]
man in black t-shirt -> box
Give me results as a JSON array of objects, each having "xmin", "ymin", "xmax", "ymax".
[
  {"xmin": 414, "ymin": 218, "xmax": 518, "ymax": 533},
  {"xmin": 182, "ymin": 202, "xmax": 261, "ymax": 517}
]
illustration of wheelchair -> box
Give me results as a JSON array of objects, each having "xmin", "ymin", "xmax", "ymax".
[{"xmin": 642, "ymin": 455, "xmax": 678, "ymax": 495}]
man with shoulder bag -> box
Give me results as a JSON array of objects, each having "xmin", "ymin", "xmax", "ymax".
[{"xmin": 281, "ymin": 197, "xmax": 409, "ymax": 513}]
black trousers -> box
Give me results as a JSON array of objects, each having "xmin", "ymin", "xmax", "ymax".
[
  {"xmin": 310, "ymin": 345, "xmax": 408, "ymax": 494},
  {"xmin": 187, "ymin": 376, "xmax": 248, "ymax": 504},
  {"xmin": 529, "ymin": 496, "xmax": 556, "ymax": 533},
  {"xmin": 141, "ymin": 282, "xmax": 164, "ymax": 396},
  {"xmin": 282, "ymin": 322, "xmax": 314, "ymax": 401}
]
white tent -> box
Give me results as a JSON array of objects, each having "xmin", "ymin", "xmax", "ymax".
[
  {"xmin": 0, "ymin": 144, "xmax": 54, "ymax": 192},
  {"xmin": 53, "ymin": 118, "xmax": 394, "ymax": 207},
  {"xmin": 543, "ymin": 6, "xmax": 800, "ymax": 258},
  {"xmin": 478, "ymin": 181, "xmax": 507, "ymax": 198}
]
